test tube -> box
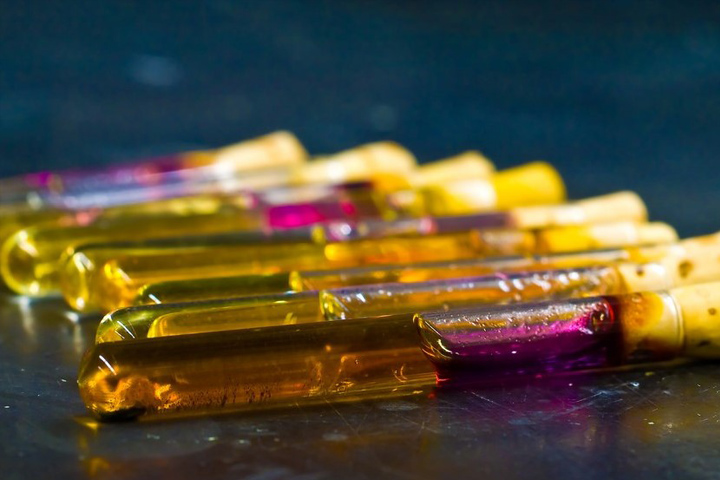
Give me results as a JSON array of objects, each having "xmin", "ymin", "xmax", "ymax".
[
  {"xmin": 414, "ymin": 281, "xmax": 720, "ymax": 381},
  {"xmin": 130, "ymin": 192, "xmax": 651, "ymax": 305},
  {"xmin": 1, "ymin": 181, "xmax": 387, "ymax": 297},
  {"xmin": 79, "ymin": 314, "xmax": 436, "ymax": 421},
  {"xmin": 79, "ymin": 281, "xmax": 720, "ymax": 421},
  {"xmin": 94, "ymin": 238, "xmax": 720, "ymax": 343},
  {"xmin": 0, "ymin": 155, "xmax": 565, "ymax": 295},
  {"xmin": 61, "ymin": 221, "xmax": 676, "ymax": 313},
  {"xmin": 0, "ymin": 139, "xmax": 418, "ymax": 293},
  {"xmin": 0, "ymin": 131, "xmax": 308, "ymax": 207}
]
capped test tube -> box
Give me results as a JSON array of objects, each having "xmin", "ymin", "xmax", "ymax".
[
  {"xmin": 414, "ymin": 281, "xmax": 720, "ymax": 380},
  {"xmin": 0, "ymin": 131, "xmax": 308, "ymax": 207},
  {"xmin": 62, "ymin": 221, "xmax": 676, "ymax": 313},
  {"xmin": 0, "ymin": 139, "xmax": 417, "ymax": 293},
  {"xmin": 131, "ymin": 192, "xmax": 651, "ymax": 305},
  {"xmin": 94, "ymin": 236, "xmax": 720, "ymax": 343},
  {"xmin": 79, "ymin": 281, "xmax": 720, "ymax": 421},
  {"xmin": 55, "ymin": 190, "xmax": 654, "ymax": 308},
  {"xmin": 0, "ymin": 154, "xmax": 563, "ymax": 296}
]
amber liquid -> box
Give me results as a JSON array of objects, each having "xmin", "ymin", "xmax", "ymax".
[
  {"xmin": 131, "ymin": 249, "xmax": 640, "ymax": 306},
  {"xmin": 79, "ymin": 315, "xmax": 435, "ymax": 421}
]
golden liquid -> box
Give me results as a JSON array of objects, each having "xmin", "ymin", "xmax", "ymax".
[
  {"xmin": 134, "ymin": 273, "xmax": 295, "ymax": 305},
  {"xmin": 129, "ymin": 232, "xmax": 660, "ymax": 307},
  {"xmin": 63, "ymin": 231, "xmax": 499, "ymax": 313},
  {"xmin": 63, "ymin": 224, "xmax": 667, "ymax": 314},
  {"xmin": 95, "ymin": 292, "xmax": 323, "ymax": 342},
  {"xmin": 320, "ymin": 267, "xmax": 623, "ymax": 320},
  {"xmin": 2, "ymin": 208, "xmax": 264, "ymax": 297},
  {"xmin": 96, "ymin": 265, "xmax": 630, "ymax": 343},
  {"xmin": 79, "ymin": 315, "xmax": 435, "ymax": 421}
]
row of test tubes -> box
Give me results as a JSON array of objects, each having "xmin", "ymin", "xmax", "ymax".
[{"xmin": 1, "ymin": 131, "xmax": 718, "ymax": 421}]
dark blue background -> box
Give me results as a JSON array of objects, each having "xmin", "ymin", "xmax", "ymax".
[{"xmin": 2, "ymin": 1, "xmax": 720, "ymax": 235}]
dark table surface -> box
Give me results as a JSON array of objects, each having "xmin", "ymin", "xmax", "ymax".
[{"xmin": 3, "ymin": 1, "xmax": 720, "ymax": 478}]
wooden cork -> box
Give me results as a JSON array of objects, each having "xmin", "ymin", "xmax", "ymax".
[
  {"xmin": 418, "ymin": 161, "xmax": 566, "ymax": 215},
  {"xmin": 616, "ymin": 291, "xmax": 684, "ymax": 361},
  {"xmin": 491, "ymin": 161, "xmax": 566, "ymax": 210},
  {"xmin": 536, "ymin": 221, "xmax": 678, "ymax": 253},
  {"xmin": 212, "ymin": 131, "xmax": 309, "ymax": 171},
  {"xmin": 410, "ymin": 151, "xmax": 495, "ymax": 187},
  {"xmin": 511, "ymin": 191, "xmax": 648, "ymax": 229},
  {"xmin": 615, "ymin": 261, "xmax": 676, "ymax": 293},
  {"xmin": 293, "ymin": 141, "xmax": 417, "ymax": 185},
  {"xmin": 420, "ymin": 178, "xmax": 498, "ymax": 215},
  {"xmin": 671, "ymin": 282, "xmax": 720, "ymax": 359}
]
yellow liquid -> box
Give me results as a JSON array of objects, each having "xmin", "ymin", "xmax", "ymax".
[
  {"xmin": 96, "ymin": 265, "xmax": 628, "ymax": 343},
  {"xmin": 63, "ymin": 223, "xmax": 672, "ymax": 313},
  {"xmin": 64, "ymin": 232, "xmax": 491, "ymax": 313},
  {"xmin": 2, "ymin": 208, "xmax": 265, "ymax": 297},
  {"xmin": 131, "ymin": 251, "xmax": 630, "ymax": 306},
  {"xmin": 79, "ymin": 315, "xmax": 435, "ymax": 421},
  {"xmin": 96, "ymin": 292, "xmax": 323, "ymax": 342}
]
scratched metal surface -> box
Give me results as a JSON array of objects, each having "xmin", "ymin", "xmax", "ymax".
[{"xmin": 3, "ymin": 1, "xmax": 720, "ymax": 478}]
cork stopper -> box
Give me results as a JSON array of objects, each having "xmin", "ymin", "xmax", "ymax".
[
  {"xmin": 671, "ymin": 282, "xmax": 720, "ymax": 358},
  {"xmin": 658, "ymin": 233, "xmax": 720, "ymax": 287},
  {"xmin": 616, "ymin": 291, "xmax": 684, "ymax": 362},
  {"xmin": 419, "ymin": 178, "xmax": 498, "ymax": 215},
  {"xmin": 418, "ymin": 161, "xmax": 566, "ymax": 216},
  {"xmin": 614, "ymin": 261, "xmax": 676, "ymax": 293},
  {"xmin": 292, "ymin": 142, "xmax": 417, "ymax": 185},
  {"xmin": 212, "ymin": 131, "xmax": 309, "ymax": 171},
  {"xmin": 510, "ymin": 191, "xmax": 648, "ymax": 229},
  {"xmin": 491, "ymin": 161, "xmax": 566, "ymax": 210},
  {"xmin": 536, "ymin": 221, "xmax": 678, "ymax": 253},
  {"xmin": 410, "ymin": 151, "xmax": 495, "ymax": 187}
]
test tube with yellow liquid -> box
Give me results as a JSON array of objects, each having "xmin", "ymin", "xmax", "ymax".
[
  {"xmin": 131, "ymin": 192, "xmax": 651, "ymax": 305},
  {"xmin": 0, "ymin": 130, "xmax": 308, "ymax": 207},
  {"xmin": 79, "ymin": 280, "xmax": 720, "ymax": 421},
  {"xmin": 62, "ymin": 220, "xmax": 676, "ymax": 313},
  {"xmin": 94, "ymin": 232, "xmax": 720, "ymax": 343},
  {"xmin": 0, "ymin": 140, "xmax": 419, "ymax": 296}
]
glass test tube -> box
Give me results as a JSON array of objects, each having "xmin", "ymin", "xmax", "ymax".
[
  {"xmin": 1, "ymin": 182, "xmax": 387, "ymax": 297},
  {"xmin": 131, "ymin": 192, "xmax": 651, "ymax": 305},
  {"xmin": 95, "ymin": 237, "xmax": 720, "ymax": 344},
  {"xmin": 415, "ymin": 281, "xmax": 720, "ymax": 381},
  {"xmin": 79, "ymin": 315, "xmax": 436, "ymax": 421},
  {"xmin": 0, "ymin": 155, "xmax": 566, "ymax": 296},
  {"xmin": 0, "ymin": 131, "xmax": 308, "ymax": 207},
  {"xmin": 62, "ymin": 221, "xmax": 676, "ymax": 313},
  {"xmin": 0, "ymin": 138, "xmax": 419, "ymax": 292},
  {"xmin": 79, "ymin": 281, "xmax": 720, "ymax": 422}
]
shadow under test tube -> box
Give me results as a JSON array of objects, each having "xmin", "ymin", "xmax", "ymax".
[{"xmin": 63, "ymin": 221, "xmax": 676, "ymax": 313}]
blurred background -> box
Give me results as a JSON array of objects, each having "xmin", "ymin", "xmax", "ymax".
[{"xmin": 2, "ymin": 0, "xmax": 719, "ymax": 235}]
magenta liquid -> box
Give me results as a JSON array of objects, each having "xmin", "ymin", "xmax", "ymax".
[{"xmin": 417, "ymin": 297, "xmax": 629, "ymax": 379}]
